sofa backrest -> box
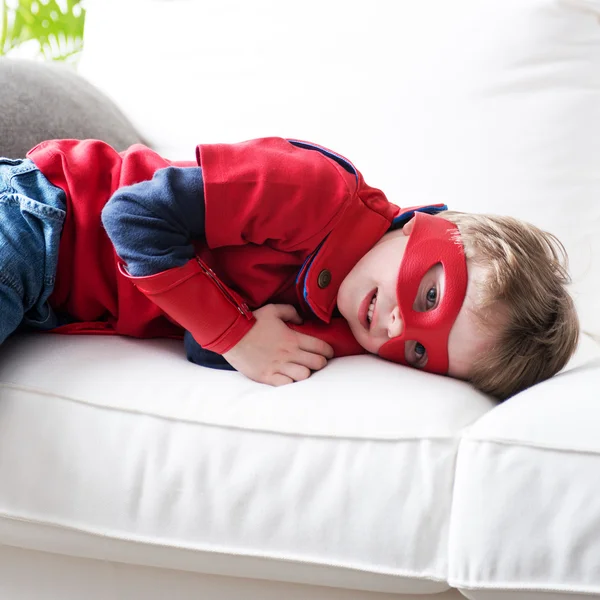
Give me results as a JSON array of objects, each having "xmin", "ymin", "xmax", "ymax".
[{"xmin": 79, "ymin": 0, "xmax": 600, "ymax": 340}]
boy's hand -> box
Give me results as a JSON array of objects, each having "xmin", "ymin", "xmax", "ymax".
[{"xmin": 222, "ymin": 304, "xmax": 334, "ymax": 386}]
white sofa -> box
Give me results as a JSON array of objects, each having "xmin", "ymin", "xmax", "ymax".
[{"xmin": 1, "ymin": 1, "xmax": 600, "ymax": 599}]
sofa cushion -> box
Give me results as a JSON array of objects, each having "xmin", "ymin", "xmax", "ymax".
[
  {"xmin": 0, "ymin": 58, "xmax": 143, "ymax": 158},
  {"xmin": 448, "ymin": 334, "xmax": 600, "ymax": 599},
  {"xmin": 0, "ymin": 334, "xmax": 494, "ymax": 594}
]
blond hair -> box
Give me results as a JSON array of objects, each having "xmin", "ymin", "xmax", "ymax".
[{"xmin": 440, "ymin": 211, "xmax": 579, "ymax": 400}]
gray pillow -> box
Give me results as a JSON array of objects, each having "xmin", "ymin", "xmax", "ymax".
[{"xmin": 0, "ymin": 58, "xmax": 144, "ymax": 158}]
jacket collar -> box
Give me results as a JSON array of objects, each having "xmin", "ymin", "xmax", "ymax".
[
  {"xmin": 296, "ymin": 203, "xmax": 448, "ymax": 322},
  {"xmin": 296, "ymin": 202, "xmax": 394, "ymax": 322}
]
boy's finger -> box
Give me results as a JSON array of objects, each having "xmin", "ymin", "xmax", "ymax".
[
  {"xmin": 295, "ymin": 349, "xmax": 328, "ymax": 371},
  {"xmin": 279, "ymin": 363, "xmax": 311, "ymax": 383},
  {"xmin": 269, "ymin": 373, "xmax": 295, "ymax": 387},
  {"xmin": 297, "ymin": 333, "xmax": 335, "ymax": 359},
  {"xmin": 273, "ymin": 304, "xmax": 302, "ymax": 324}
]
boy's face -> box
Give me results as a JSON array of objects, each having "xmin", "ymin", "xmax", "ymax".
[{"xmin": 337, "ymin": 216, "xmax": 495, "ymax": 381}]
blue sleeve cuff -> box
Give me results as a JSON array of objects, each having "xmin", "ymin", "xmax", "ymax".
[{"xmin": 184, "ymin": 331, "xmax": 236, "ymax": 371}]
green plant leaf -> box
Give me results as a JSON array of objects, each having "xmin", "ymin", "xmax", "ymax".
[{"xmin": 1, "ymin": 0, "xmax": 86, "ymax": 61}]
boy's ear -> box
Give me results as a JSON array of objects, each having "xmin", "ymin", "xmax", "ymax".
[{"xmin": 402, "ymin": 217, "xmax": 416, "ymax": 236}]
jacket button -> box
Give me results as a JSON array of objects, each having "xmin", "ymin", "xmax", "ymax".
[{"xmin": 317, "ymin": 269, "xmax": 332, "ymax": 289}]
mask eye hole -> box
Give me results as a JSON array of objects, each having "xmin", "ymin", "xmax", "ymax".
[{"xmin": 412, "ymin": 263, "xmax": 443, "ymax": 313}]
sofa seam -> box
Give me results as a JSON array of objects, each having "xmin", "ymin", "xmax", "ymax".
[
  {"xmin": 462, "ymin": 435, "xmax": 600, "ymax": 458},
  {"xmin": 0, "ymin": 381, "xmax": 466, "ymax": 443}
]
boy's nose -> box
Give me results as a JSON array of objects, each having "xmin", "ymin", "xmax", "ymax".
[{"xmin": 387, "ymin": 306, "xmax": 403, "ymax": 339}]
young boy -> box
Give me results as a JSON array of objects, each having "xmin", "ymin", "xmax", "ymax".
[{"xmin": 1, "ymin": 137, "xmax": 578, "ymax": 400}]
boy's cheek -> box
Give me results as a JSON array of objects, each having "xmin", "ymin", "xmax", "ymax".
[
  {"xmin": 336, "ymin": 287, "xmax": 354, "ymax": 323},
  {"xmin": 353, "ymin": 328, "xmax": 383, "ymax": 355}
]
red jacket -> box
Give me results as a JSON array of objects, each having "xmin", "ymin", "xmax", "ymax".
[{"xmin": 28, "ymin": 138, "xmax": 404, "ymax": 356}]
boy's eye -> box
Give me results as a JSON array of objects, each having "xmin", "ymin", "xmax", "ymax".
[
  {"xmin": 412, "ymin": 342, "xmax": 427, "ymax": 368},
  {"xmin": 426, "ymin": 286, "xmax": 437, "ymax": 309},
  {"xmin": 405, "ymin": 341, "xmax": 428, "ymax": 369}
]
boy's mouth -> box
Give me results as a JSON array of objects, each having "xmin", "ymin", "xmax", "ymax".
[{"xmin": 359, "ymin": 288, "xmax": 378, "ymax": 330}]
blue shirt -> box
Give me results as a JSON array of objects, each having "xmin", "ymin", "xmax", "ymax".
[{"xmin": 101, "ymin": 166, "xmax": 206, "ymax": 276}]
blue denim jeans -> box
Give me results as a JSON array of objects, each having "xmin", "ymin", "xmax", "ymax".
[{"xmin": 0, "ymin": 158, "xmax": 66, "ymax": 345}]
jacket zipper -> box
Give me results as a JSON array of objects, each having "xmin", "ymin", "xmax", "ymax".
[{"xmin": 196, "ymin": 258, "xmax": 252, "ymax": 319}]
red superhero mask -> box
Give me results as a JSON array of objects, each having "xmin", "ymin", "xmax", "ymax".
[{"xmin": 378, "ymin": 212, "xmax": 468, "ymax": 375}]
